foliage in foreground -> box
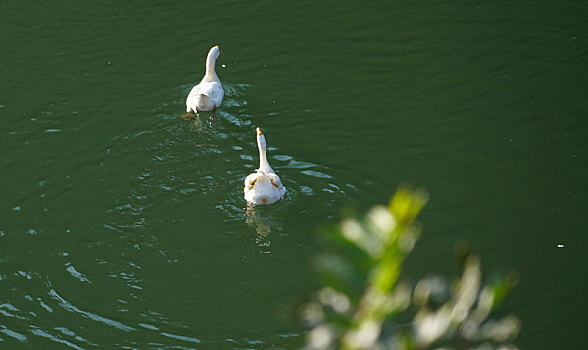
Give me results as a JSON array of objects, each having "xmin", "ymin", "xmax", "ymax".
[{"xmin": 302, "ymin": 186, "xmax": 520, "ymax": 350}]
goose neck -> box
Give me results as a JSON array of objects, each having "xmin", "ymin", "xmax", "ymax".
[
  {"xmin": 258, "ymin": 148, "xmax": 273, "ymax": 174},
  {"xmin": 204, "ymin": 56, "xmax": 218, "ymax": 81}
]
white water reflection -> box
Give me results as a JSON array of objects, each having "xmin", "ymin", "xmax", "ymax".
[{"xmin": 243, "ymin": 203, "xmax": 284, "ymax": 250}]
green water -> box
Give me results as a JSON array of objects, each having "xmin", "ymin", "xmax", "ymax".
[{"xmin": 1, "ymin": 1, "xmax": 586, "ymax": 348}]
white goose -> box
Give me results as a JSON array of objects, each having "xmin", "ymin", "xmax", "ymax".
[
  {"xmin": 244, "ymin": 128, "xmax": 286, "ymax": 205},
  {"xmin": 185, "ymin": 45, "xmax": 224, "ymax": 116}
]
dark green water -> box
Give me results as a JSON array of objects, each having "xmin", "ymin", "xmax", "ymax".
[{"xmin": 1, "ymin": 1, "xmax": 586, "ymax": 348}]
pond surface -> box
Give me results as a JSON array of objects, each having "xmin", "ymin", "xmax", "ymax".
[{"xmin": 1, "ymin": 1, "xmax": 586, "ymax": 348}]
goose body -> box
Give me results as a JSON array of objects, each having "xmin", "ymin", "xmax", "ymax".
[
  {"xmin": 186, "ymin": 45, "xmax": 224, "ymax": 113},
  {"xmin": 244, "ymin": 128, "xmax": 286, "ymax": 205}
]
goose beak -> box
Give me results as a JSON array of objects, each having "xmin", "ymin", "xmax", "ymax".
[
  {"xmin": 256, "ymin": 127, "xmax": 263, "ymax": 135},
  {"xmin": 215, "ymin": 45, "xmax": 221, "ymax": 55}
]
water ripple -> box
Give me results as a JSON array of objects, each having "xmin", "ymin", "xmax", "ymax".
[
  {"xmin": 65, "ymin": 264, "xmax": 91, "ymax": 283},
  {"xmin": 0, "ymin": 326, "xmax": 28, "ymax": 342},
  {"xmin": 30, "ymin": 327, "xmax": 86, "ymax": 350},
  {"xmin": 160, "ymin": 331, "xmax": 201, "ymax": 344},
  {"xmin": 48, "ymin": 285, "xmax": 135, "ymax": 332}
]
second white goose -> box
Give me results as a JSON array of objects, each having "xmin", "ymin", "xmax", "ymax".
[{"xmin": 244, "ymin": 128, "xmax": 286, "ymax": 205}]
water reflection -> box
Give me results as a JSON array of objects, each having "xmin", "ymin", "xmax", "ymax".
[
  {"xmin": 186, "ymin": 114, "xmax": 215, "ymax": 131},
  {"xmin": 243, "ymin": 203, "xmax": 283, "ymax": 251}
]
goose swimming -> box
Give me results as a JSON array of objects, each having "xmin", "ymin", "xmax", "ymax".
[
  {"xmin": 184, "ymin": 45, "xmax": 224, "ymax": 117},
  {"xmin": 244, "ymin": 128, "xmax": 286, "ymax": 205}
]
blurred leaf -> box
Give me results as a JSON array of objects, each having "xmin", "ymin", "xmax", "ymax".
[
  {"xmin": 303, "ymin": 186, "xmax": 519, "ymax": 350},
  {"xmin": 490, "ymin": 271, "xmax": 519, "ymax": 308},
  {"xmin": 371, "ymin": 256, "xmax": 401, "ymax": 294}
]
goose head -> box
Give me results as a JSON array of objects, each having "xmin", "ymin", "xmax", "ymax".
[
  {"xmin": 256, "ymin": 127, "xmax": 267, "ymax": 151},
  {"xmin": 208, "ymin": 45, "xmax": 221, "ymax": 60},
  {"xmin": 256, "ymin": 127, "xmax": 274, "ymax": 174}
]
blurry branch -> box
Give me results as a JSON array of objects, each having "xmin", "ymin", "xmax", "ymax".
[{"xmin": 302, "ymin": 186, "xmax": 520, "ymax": 350}]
